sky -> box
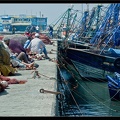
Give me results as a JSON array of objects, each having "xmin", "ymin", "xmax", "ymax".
[{"xmin": 0, "ymin": 3, "xmax": 109, "ymax": 25}]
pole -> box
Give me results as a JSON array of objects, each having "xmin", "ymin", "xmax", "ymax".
[
  {"xmin": 39, "ymin": 11, "xmax": 41, "ymax": 18},
  {"xmin": 82, "ymin": 4, "xmax": 83, "ymax": 17}
]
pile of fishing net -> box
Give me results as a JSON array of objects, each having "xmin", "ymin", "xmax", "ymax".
[
  {"xmin": 0, "ymin": 74, "xmax": 27, "ymax": 92},
  {"xmin": 1, "ymin": 33, "xmax": 53, "ymax": 45},
  {"xmin": 0, "ymin": 75, "xmax": 27, "ymax": 84},
  {"xmin": 2, "ymin": 34, "xmax": 28, "ymax": 46},
  {"xmin": 29, "ymin": 32, "xmax": 53, "ymax": 45},
  {"xmin": 0, "ymin": 75, "xmax": 27, "ymax": 92},
  {"xmin": 39, "ymin": 33, "xmax": 53, "ymax": 44}
]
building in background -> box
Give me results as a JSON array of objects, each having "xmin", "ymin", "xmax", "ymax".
[
  {"xmin": 0, "ymin": 14, "xmax": 47, "ymax": 32},
  {"xmin": 0, "ymin": 15, "xmax": 12, "ymax": 32},
  {"xmin": 31, "ymin": 17, "xmax": 47, "ymax": 31}
]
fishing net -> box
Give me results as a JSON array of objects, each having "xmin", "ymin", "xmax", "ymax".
[
  {"xmin": 0, "ymin": 75, "xmax": 27, "ymax": 84},
  {"xmin": 2, "ymin": 34, "xmax": 28, "ymax": 46},
  {"xmin": 0, "ymin": 83, "xmax": 5, "ymax": 92}
]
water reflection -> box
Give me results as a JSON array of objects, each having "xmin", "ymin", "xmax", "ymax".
[{"xmin": 58, "ymin": 68, "xmax": 120, "ymax": 117}]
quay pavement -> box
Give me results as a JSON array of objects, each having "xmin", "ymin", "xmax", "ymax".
[{"xmin": 0, "ymin": 41, "xmax": 58, "ymax": 116}]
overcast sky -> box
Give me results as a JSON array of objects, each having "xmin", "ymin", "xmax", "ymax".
[{"xmin": 0, "ymin": 3, "xmax": 109, "ymax": 24}]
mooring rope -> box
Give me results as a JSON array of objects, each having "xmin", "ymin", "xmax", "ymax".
[
  {"xmin": 58, "ymin": 50, "xmax": 107, "ymax": 82},
  {"xmin": 57, "ymin": 53, "xmax": 119, "ymax": 112},
  {"xmin": 60, "ymin": 54, "xmax": 120, "ymax": 105},
  {"xmin": 57, "ymin": 65, "xmax": 84, "ymax": 116}
]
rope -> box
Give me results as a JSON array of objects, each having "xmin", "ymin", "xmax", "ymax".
[
  {"xmin": 58, "ymin": 52, "xmax": 106, "ymax": 82},
  {"xmin": 62, "ymin": 49, "xmax": 111, "ymax": 82},
  {"xmin": 57, "ymin": 54, "xmax": 119, "ymax": 112},
  {"xmin": 57, "ymin": 64, "xmax": 84, "ymax": 116}
]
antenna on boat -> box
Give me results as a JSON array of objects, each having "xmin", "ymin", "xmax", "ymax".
[
  {"xmin": 39, "ymin": 11, "xmax": 41, "ymax": 18},
  {"xmin": 82, "ymin": 4, "xmax": 83, "ymax": 17},
  {"xmin": 70, "ymin": 4, "xmax": 74, "ymax": 9},
  {"xmin": 31, "ymin": 10, "xmax": 32, "ymax": 16},
  {"xmin": 86, "ymin": 3, "xmax": 89, "ymax": 11},
  {"xmin": 68, "ymin": 4, "xmax": 74, "ymax": 9}
]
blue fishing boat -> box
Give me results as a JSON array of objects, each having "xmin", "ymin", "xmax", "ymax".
[
  {"xmin": 57, "ymin": 4, "xmax": 120, "ymax": 116},
  {"xmin": 58, "ymin": 3, "xmax": 120, "ymax": 81},
  {"xmin": 106, "ymin": 72, "xmax": 120, "ymax": 101}
]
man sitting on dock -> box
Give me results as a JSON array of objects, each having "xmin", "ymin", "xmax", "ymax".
[{"xmin": 27, "ymin": 33, "xmax": 50, "ymax": 59}]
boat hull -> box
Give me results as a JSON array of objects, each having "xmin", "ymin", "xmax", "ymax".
[
  {"xmin": 58, "ymin": 39, "xmax": 120, "ymax": 81},
  {"xmin": 71, "ymin": 60, "xmax": 114, "ymax": 81},
  {"xmin": 106, "ymin": 74, "xmax": 120, "ymax": 101},
  {"xmin": 108, "ymin": 88, "xmax": 120, "ymax": 101}
]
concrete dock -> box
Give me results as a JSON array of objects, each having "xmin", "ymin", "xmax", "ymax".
[{"xmin": 0, "ymin": 41, "xmax": 58, "ymax": 116}]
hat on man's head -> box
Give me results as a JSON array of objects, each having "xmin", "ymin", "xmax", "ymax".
[{"xmin": 35, "ymin": 33, "xmax": 39, "ymax": 37}]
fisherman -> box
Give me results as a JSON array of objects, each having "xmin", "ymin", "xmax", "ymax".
[
  {"xmin": 0, "ymin": 41, "xmax": 16, "ymax": 76},
  {"xmin": 62, "ymin": 24, "xmax": 67, "ymax": 38},
  {"xmin": 27, "ymin": 33, "xmax": 50, "ymax": 59},
  {"xmin": 3, "ymin": 38, "xmax": 33, "ymax": 63},
  {"xmin": 48, "ymin": 25, "xmax": 53, "ymax": 39},
  {"xmin": 24, "ymin": 35, "xmax": 32, "ymax": 50},
  {"xmin": 2, "ymin": 39, "xmax": 37, "ymax": 70}
]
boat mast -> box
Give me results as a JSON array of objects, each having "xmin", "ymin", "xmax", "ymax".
[
  {"xmin": 82, "ymin": 4, "xmax": 83, "ymax": 17},
  {"xmin": 86, "ymin": 3, "xmax": 89, "ymax": 12},
  {"xmin": 66, "ymin": 8, "xmax": 71, "ymax": 38}
]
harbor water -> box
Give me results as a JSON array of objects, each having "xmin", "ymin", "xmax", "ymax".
[{"xmin": 57, "ymin": 67, "xmax": 120, "ymax": 117}]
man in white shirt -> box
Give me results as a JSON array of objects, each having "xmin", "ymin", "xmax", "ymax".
[{"xmin": 27, "ymin": 33, "xmax": 49, "ymax": 59}]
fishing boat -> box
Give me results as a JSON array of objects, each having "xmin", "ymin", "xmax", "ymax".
[
  {"xmin": 56, "ymin": 4, "xmax": 120, "ymax": 116},
  {"xmin": 58, "ymin": 3, "xmax": 120, "ymax": 81},
  {"xmin": 106, "ymin": 72, "xmax": 120, "ymax": 101}
]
